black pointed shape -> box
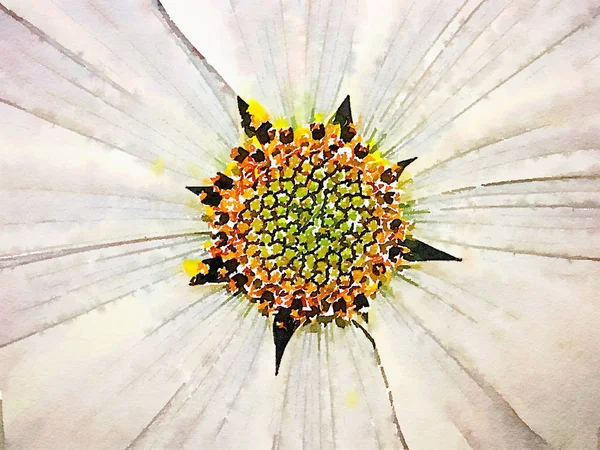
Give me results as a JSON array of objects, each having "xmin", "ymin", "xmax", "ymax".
[
  {"xmin": 331, "ymin": 95, "xmax": 357, "ymax": 143},
  {"xmin": 189, "ymin": 256, "xmax": 228, "ymax": 286},
  {"xmin": 354, "ymin": 293, "xmax": 369, "ymax": 312},
  {"xmin": 185, "ymin": 186, "xmax": 222, "ymax": 207},
  {"xmin": 185, "ymin": 186, "xmax": 206, "ymax": 196},
  {"xmin": 255, "ymin": 121, "xmax": 272, "ymax": 145},
  {"xmin": 273, "ymin": 308, "xmax": 299, "ymax": 376},
  {"xmin": 311, "ymin": 123, "xmax": 326, "ymax": 140},
  {"xmin": 214, "ymin": 172, "xmax": 234, "ymax": 190},
  {"xmin": 237, "ymin": 96, "xmax": 255, "ymax": 137},
  {"xmin": 231, "ymin": 273, "xmax": 249, "ymax": 291},
  {"xmin": 354, "ymin": 143, "xmax": 368, "ymax": 159},
  {"xmin": 233, "ymin": 146, "xmax": 250, "ymax": 163},
  {"xmin": 223, "ymin": 258, "xmax": 239, "ymax": 274},
  {"xmin": 279, "ymin": 127, "xmax": 294, "ymax": 144},
  {"xmin": 394, "ymin": 157, "xmax": 418, "ymax": 177},
  {"xmin": 402, "ymin": 238, "xmax": 461, "ymax": 262},
  {"xmin": 251, "ymin": 149, "xmax": 266, "ymax": 162},
  {"xmin": 332, "ymin": 95, "xmax": 353, "ymax": 126}
]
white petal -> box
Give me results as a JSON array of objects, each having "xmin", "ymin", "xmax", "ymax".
[
  {"xmin": 370, "ymin": 252, "xmax": 600, "ymax": 449},
  {"xmin": 159, "ymin": 0, "xmax": 360, "ymax": 123},
  {"xmin": 0, "ymin": 0, "xmax": 238, "ymax": 176},
  {"xmin": 128, "ymin": 324, "xmax": 402, "ymax": 449},
  {"xmin": 354, "ymin": 0, "xmax": 600, "ymax": 154}
]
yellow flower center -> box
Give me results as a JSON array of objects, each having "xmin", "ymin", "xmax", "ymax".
[{"xmin": 202, "ymin": 121, "xmax": 410, "ymax": 326}]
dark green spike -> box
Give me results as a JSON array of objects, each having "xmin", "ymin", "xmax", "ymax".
[
  {"xmin": 331, "ymin": 95, "xmax": 355, "ymax": 142},
  {"xmin": 402, "ymin": 238, "xmax": 461, "ymax": 262},
  {"xmin": 332, "ymin": 95, "xmax": 352, "ymax": 126},
  {"xmin": 273, "ymin": 308, "xmax": 299, "ymax": 375},
  {"xmin": 394, "ymin": 157, "xmax": 418, "ymax": 176},
  {"xmin": 237, "ymin": 96, "xmax": 255, "ymax": 137}
]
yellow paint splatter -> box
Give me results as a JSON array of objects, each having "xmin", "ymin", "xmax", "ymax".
[
  {"xmin": 365, "ymin": 149, "xmax": 390, "ymax": 166},
  {"xmin": 247, "ymin": 99, "xmax": 269, "ymax": 126},
  {"xmin": 150, "ymin": 157, "xmax": 165, "ymax": 174},
  {"xmin": 293, "ymin": 127, "xmax": 310, "ymax": 140},
  {"xmin": 150, "ymin": 156, "xmax": 165, "ymax": 175},
  {"xmin": 204, "ymin": 205, "xmax": 215, "ymax": 219},
  {"xmin": 224, "ymin": 162, "xmax": 238, "ymax": 177},
  {"xmin": 344, "ymin": 389, "xmax": 360, "ymax": 408},
  {"xmin": 313, "ymin": 112, "xmax": 325, "ymax": 122},
  {"xmin": 183, "ymin": 259, "xmax": 202, "ymax": 277},
  {"xmin": 272, "ymin": 117, "xmax": 290, "ymax": 128}
]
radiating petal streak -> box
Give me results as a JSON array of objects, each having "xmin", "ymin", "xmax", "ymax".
[
  {"xmin": 0, "ymin": 13, "xmax": 224, "ymax": 167},
  {"xmin": 271, "ymin": 329, "xmax": 305, "ymax": 450},
  {"xmin": 29, "ymin": 235, "xmax": 206, "ymax": 284},
  {"xmin": 85, "ymin": 3, "xmax": 234, "ymax": 150},
  {"xmin": 417, "ymin": 147, "xmax": 600, "ymax": 192},
  {"xmin": 412, "ymin": 125, "xmax": 546, "ymax": 182},
  {"xmin": 213, "ymin": 326, "xmax": 268, "ymax": 437},
  {"xmin": 359, "ymin": 0, "xmax": 420, "ymax": 128},
  {"xmin": 416, "ymin": 268, "xmax": 520, "ymax": 320},
  {"xmin": 419, "ymin": 218, "xmax": 598, "ymax": 231},
  {"xmin": 362, "ymin": 0, "xmax": 453, "ymax": 134},
  {"xmin": 155, "ymin": 0, "xmax": 237, "ymax": 131},
  {"xmin": 393, "ymin": 273, "xmax": 477, "ymax": 323},
  {"xmin": 17, "ymin": 242, "xmax": 206, "ymax": 312},
  {"xmin": 385, "ymin": 0, "xmax": 543, "ymax": 157},
  {"xmin": 14, "ymin": 44, "xmax": 210, "ymax": 164},
  {"xmin": 117, "ymin": 293, "xmax": 242, "ymax": 396},
  {"xmin": 344, "ymin": 331, "xmax": 384, "ymax": 450},
  {"xmin": 144, "ymin": 288, "xmax": 227, "ymax": 338},
  {"xmin": 324, "ymin": 330, "xmax": 337, "ymax": 450},
  {"xmin": 376, "ymin": 0, "xmax": 489, "ymax": 142},
  {"xmin": 0, "ymin": 3, "xmax": 131, "ymax": 95},
  {"xmin": 392, "ymin": 11, "xmax": 600, "ymax": 155},
  {"xmin": 393, "ymin": 299, "xmax": 551, "ymax": 448},
  {"xmin": 352, "ymin": 321, "xmax": 410, "ymax": 450},
  {"xmin": 440, "ymin": 204, "xmax": 600, "ymax": 211},
  {"xmin": 415, "ymin": 174, "xmax": 600, "ymax": 202},
  {"xmin": 125, "ymin": 302, "xmax": 258, "ymax": 448},
  {"xmin": 381, "ymin": 0, "xmax": 515, "ymax": 142},
  {"xmin": 0, "ymin": 231, "xmax": 209, "ymax": 269},
  {"xmin": 0, "ymin": 97, "xmax": 194, "ymax": 179},
  {"xmin": 0, "ymin": 270, "xmax": 179, "ymax": 349},
  {"xmin": 160, "ymin": 308, "xmax": 263, "ymax": 446}
]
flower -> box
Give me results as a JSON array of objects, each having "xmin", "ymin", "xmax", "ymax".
[{"xmin": 0, "ymin": 1, "xmax": 599, "ymax": 449}]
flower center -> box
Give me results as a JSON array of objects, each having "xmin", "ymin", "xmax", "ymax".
[
  {"xmin": 197, "ymin": 121, "xmax": 410, "ymax": 327},
  {"xmin": 186, "ymin": 95, "xmax": 461, "ymax": 374}
]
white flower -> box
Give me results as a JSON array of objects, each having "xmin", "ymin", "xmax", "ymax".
[{"xmin": 1, "ymin": 1, "xmax": 599, "ymax": 449}]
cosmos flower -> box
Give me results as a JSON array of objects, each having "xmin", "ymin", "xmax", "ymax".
[{"xmin": 0, "ymin": 1, "xmax": 599, "ymax": 449}]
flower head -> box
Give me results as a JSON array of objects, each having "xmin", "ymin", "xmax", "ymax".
[{"xmin": 186, "ymin": 95, "xmax": 459, "ymax": 372}]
